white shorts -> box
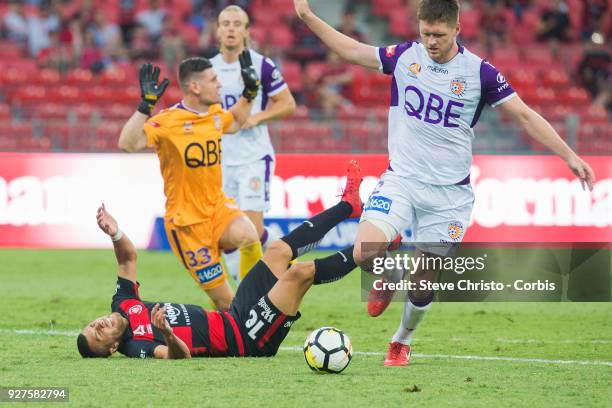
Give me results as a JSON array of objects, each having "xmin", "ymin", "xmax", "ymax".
[
  {"xmin": 222, "ymin": 157, "xmax": 275, "ymax": 212},
  {"xmin": 360, "ymin": 170, "xmax": 475, "ymax": 255}
]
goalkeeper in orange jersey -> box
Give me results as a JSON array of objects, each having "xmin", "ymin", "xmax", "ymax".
[{"xmin": 118, "ymin": 51, "xmax": 264, "ymax": 310}]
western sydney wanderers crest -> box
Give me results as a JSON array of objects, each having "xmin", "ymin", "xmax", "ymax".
[
  {"xmin": 450, "ymin": 78, "xmax": 467, "ymax": 97},
  {"xmin": 448, "ymin": 221, "xmax": 464, "ymax": 242}
]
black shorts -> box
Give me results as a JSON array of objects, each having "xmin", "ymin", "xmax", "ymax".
[{"xmin": 229, "ymin": 261, "xmax": 301, "ymax": 357}]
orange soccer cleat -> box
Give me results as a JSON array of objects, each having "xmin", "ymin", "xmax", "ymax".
[
  {"xmin": 341, "ymin": 160, "xmax": 363, "ymax": 218},
  {"xmin": 383, "ymin": 342, "xmax": 411, "ymax": 366}
]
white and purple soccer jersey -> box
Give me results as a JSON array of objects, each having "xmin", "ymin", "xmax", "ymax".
[
  {"xmin": 376, "ymin": 41, "xmax": 516, "ymax": 185},
  {"xmin": 211, "ymin": 50, "xmax": 287, "ymax": 166}
]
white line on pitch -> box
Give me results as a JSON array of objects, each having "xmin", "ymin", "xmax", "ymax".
[
  {"xmin": 279, "ymin": 346, "xmax": 612, "ymax": 367},
  {"xmin": 3, "ymin": 328, "xmax": 609, "ymax": 367}
]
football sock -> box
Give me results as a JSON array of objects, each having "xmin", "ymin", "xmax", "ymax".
[
  {"xmin": 239, "ymin": 241, "xmax": 263, "ymax": 280},
  {"xmin": 260, "ymin": 227, "xmax": 270, "ymax": 249},
  {"xmin": 391, "ymin": 291, "xmax": 434, "ymax": 345},
  {"xmin": 281, "ymin": 201, "xmax": 352, "ymax": 260},
  {"xmin": 313, "ymin": 246, "xmax": 356, "ymax": 285}
]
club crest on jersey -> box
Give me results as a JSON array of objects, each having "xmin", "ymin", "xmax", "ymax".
[
  {"xmin": 448, "ymin": 221, "xmax": 464, "ymax": 242},
  {"xmin": 408, "ymin": 63, "xmax": 421, "ymax": 77},
  {"xmin": 450, "ymin": 78, "xmax": 467, "ymax": 97},
  {"xmin": 213, "ymin": 115, "xmax": 221, "ymax": 130},
  {"xmin": 249, "ymin": 176, "xmax": 262, "ymax": 191},
  {"xmin": 183, "ymin": 121, "xmax": 193, "ymax": 134},
  {"xmin": 128, "ymin": 304, "xmax": 143, "ymax": 315},
  {"xmin": 385, "ymin": 45, "xmax": 397, "ymax": 57}
]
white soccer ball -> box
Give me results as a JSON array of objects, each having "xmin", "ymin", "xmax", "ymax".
[{"xmin": 303, "ymin": 327, "xmax": 352, "ymax": 373}]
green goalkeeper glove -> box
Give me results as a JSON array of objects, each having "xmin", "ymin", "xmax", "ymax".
[
  {"xmin": 239, "ymin": 50, "xmax": 260, "ymax": 102},
  {"xmin": 137, "ymin": 63, "xmax": 169, "ymax": 116}
]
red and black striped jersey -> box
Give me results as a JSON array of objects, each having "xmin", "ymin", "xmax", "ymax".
[{"xmin": 111, "ymin": 277, "xmax": 244, "ymax": 358}]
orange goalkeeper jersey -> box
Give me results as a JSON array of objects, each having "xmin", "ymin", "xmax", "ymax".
[{"xmin": 144, "ymin": 102, "xmax": 234, "ymax": 226}]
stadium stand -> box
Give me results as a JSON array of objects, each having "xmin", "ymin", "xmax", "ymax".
[{"xmin": 0, "ymin": 0, "xmax": 609, "ymax": 153}]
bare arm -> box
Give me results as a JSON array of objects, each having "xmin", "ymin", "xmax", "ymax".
[
  {"xmin": 498, "ymin": 96, "xmax": 596, "ymax": 190},
  {"xmin": 151, "ymin": 304, "xmax": 192, "ymax": 359},
  {"xmin": 294, "ymin": 0, "xmax": 379, "ymax": 70},
  {"xmin": 241, "ymin": 88, "xmax": 297, "ymax": 130},
  {"xmin": 96, "ymin": 204, "xmax": 137, "ymax": 282},
  {"xmin": 118, "ymin": 111, "xmax": 148, "ymax": 152}
]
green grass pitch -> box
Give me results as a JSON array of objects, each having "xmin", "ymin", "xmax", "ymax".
[{"xmin": 0, "ymin": 249, "xmax": 610, "ymax": 407}]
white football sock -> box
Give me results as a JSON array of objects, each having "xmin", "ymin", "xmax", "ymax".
[{"xmin": 391, "ymin": 296, "xmax": 432, "ymax": 345}]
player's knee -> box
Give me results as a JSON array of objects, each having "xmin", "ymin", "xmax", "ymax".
[
  {"xmin": 284, "ymin": 263, "xmax": 314, "ymax": 286},
  {"xmin": 233, "ymin": 222, "xmax": 259, "ymax": 248},
  {"xmin": 353, "ymin": 244, "xmax": 386, "ymax": 270},
  {"xmin": 263, "ymin": 240, "xmax": 292, "ymax": 264}
]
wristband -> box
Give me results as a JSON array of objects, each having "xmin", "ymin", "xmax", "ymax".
[{"xmin": 111, "ymin": 229, "xmax": 124, "ymax": 242}]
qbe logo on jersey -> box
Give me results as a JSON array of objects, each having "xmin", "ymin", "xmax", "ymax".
[
  {"xmin": 365, "ymin": 196, "xmax": 393, "ymax": 214},
  {"xmin": 195, "ymin": 263, "xmax": 223, "ymax": 284}
]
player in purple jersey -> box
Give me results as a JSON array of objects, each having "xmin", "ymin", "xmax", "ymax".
[
  {"xmin": 77, "ymin": 161, "xmax": 363, "ymax": 359},
  {"xmin": 294, "ymin": 0, "xmax": 595, "ymax": 366}
]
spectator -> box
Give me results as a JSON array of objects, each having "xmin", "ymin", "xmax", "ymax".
[
  {"xmin": 578, "ymin": 42, "xmax": 611, "ymax": 111},
  {"xmin": 27, "ymin": 2, "xmax": 60, "ymax": 57},
  {"xmin": 136, "ymin": 0, "xmax": 167, "ymax": 43},
  {"xmin": 88, "ymin": 11, "xmax": 124, "ymax": 60},
  {"xmin": 580, "ymin": 0, "xmax": 610, "ymax": 41},
  {"xmin": 159, "ymin": 16, "xmax": 185, "ymax": 73},
  {"xmin": 536, "ymin": 0, "xmax": 571, "ymax": 42},
  {"xmin": 288, "ymin": 15, "xmax": 327, "ymax": 61},
  {"xmin": 4, "ymin": 0, "xmax": 28, "ymax": 44},
  {"xmin": 80, "ymin": 30, "xmax": 105, "ymax": 72},
  {"xmin": 118, "ymin": 0, "xmax": 137, "ymax": 45},
  {"xmin": 129, "ymin": 24, "xmax": 156, "ymax": 60},
  {"xmin": 303, "ymin": 52, "xmax": 354, "ymax": 119},
  {"xmin": 37, "ymin": 29, "xmax": 72, "ymax": 71},
  {"xmin": 479, "ymin": 1, "xmax": 509, "ymax": 48},
  {"xmin": 336, "ymin": 10, "xmax": 366, "ymax": 43}
]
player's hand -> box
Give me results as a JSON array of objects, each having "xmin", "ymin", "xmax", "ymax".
[
  {"xmin": 137, "ymin": 63, "xmax": 170, "ymax": 116},
  {"xmin": 151, "ymin": 303, "xmax": 173, "ymax": 336},
  {"xmin": 567, "ymin": 155, "xmax": 595, "ymax": 191},
  {"xmin": 294, "ymin": 0, "xmax": 312, "ymax": 20},
  {"xmin": 96, "ymin": 203, "xmax": 119, "ymax": 236},
  {"xmin": 239, "ymin": 50, "xmax": 260, "ymax": 102},
  {"xmin": 241, "ymin": 115, "xmax": 261, "ymax": 130}
]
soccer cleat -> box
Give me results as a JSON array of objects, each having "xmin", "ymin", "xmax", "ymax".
[
  {"xmin": 367, "ymin": 277, "xmax": 395, "ymax": 317},
  {"xmin": 341, "ymin": 160, "xmax": 363, "ymax": 218},
  {"xmin": 383, "ymin": 342, "xmax": 411, "ymax": 366}
]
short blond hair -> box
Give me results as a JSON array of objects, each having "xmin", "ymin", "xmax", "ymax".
[{"xmin": 218, "ymin": 5, "xmax": 250, "ymax": 28}]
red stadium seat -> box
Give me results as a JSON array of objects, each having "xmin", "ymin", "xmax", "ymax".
[
  {"xmin": 66, "ymin": 69, "xmax": 94, "ymax": 86},
  {"xmin": 460, "ymin": 10, "xmax": 481, "ymax": 41},
  {"xmin": 268, "ymin": 26, "xmax": 294, "ymax": 49},
  {"xmin": 280, "ymin": 61, "xmax": 302, "ymax": 92},
  {"xmin": 559, "ymin": 87, "xmax": 590, "ymax": 106},
  {"xmin": 542, "ymin": 69, "xmax": 570, "ymax": 89}
]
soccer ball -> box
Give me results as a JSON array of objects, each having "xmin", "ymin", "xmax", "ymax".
[{"xmin": 303, "ymin": 327, "xmax": 352, "ymax": 373}]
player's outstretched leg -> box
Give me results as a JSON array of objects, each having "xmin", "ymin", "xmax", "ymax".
[
  {"xmin": 262, "ymin": 160, "xmax": 362, "ymax": 275},
  {"xmin": 367, "ymin": 233, "xmax": 403, "ymax": 317}
]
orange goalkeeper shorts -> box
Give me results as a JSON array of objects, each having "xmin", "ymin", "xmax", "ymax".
[{"xmin": 164, "ymin": 200, "xmax": 244, "ymax": 290}]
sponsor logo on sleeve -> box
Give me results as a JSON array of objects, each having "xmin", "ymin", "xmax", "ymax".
[
  {"xmin": 148, "ymin": 121, "xmax": 160, "ymax": 128},
  {"xmin": 213, "ymin": 115, "xmax": 221, "ymax": 130},
  {"xmin": 195, "ymin": 263, "xmax": 224, "ymax": 284},
  {"xmin": 386, "ymin": 45, "xmax": 397, "ymax": 57},
  {"xmin": 365, "ymin": 195, "xmax": 393, "ymax": 214},
  {"xmin": 496, "ymin": 73, "xmax": 506, "ymax": 83}
]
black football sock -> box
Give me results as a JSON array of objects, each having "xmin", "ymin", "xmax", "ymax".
[
  {"xmin": 281, "ymin": 201, "xmax": 352, "ymax": 259},
  {"xmin": 313, "ymin": 246, "xmax": 357, "ymax": 285}
]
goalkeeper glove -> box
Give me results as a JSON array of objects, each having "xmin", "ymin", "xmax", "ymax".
[
  {"xmin": 137, "ymin": 63, "xmax": 169, "ymax": 116},
  {"xmin": 239, "ymin": 50, "xmax": 260, "ymax": 102}
]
